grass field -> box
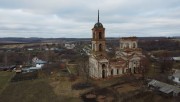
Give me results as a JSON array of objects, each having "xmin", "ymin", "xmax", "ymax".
[
  {"xmin": 0, "ymin": 78, "xmax": 82, "ymax": 102},
  {"xmin": 0, "ymin": 71, "xmax": 82, "ymax": 102},
  {"xmin": 1, "ymin": 69, "xmax": 177, "ymax": 102},
  {"xmin": 145, "ymin": 63, "xmax": 156, "ymax": 77},
  {"xmin": 0, "ymin": 71, "xmax": 15, "ymax": 94}
]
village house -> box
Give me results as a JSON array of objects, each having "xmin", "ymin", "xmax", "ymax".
[
  {"xmin": 64, "ymin": 42, "xmax": 75, "ymax": 49},
  {"xmin": 27, "ymin": 48, "xmax": 34, "ymax": 51},
  {"xmin": 14, "ymin": 65, "xmax": 22, "ymax": 73},
  {"xmin": 21, "ymin": 57, "xmax": 47, "ymax": 73},
  {"xmin": 32, "ymin": 57, "xmax": 47, "ymax": 68},
  {"xmin": 171, "ymin": 69, "xmax": 180, "ymax": 84},
  {"xmin": 22, "ymin": 67, "xmax": 43, "ymax": 73},
  {"xmin": 173, "ymin": 57, "xmax": 180, "ymax": 62}
]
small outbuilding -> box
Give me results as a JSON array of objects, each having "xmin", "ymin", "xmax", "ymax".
[
  {"xmin": 148, "ymin": 79, "xmax": 180, "ymax": 96},
  {"xmin": 171, "ymin": 69, "xmax": 180, "ymax": 84}
]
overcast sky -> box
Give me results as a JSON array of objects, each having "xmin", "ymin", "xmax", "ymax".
[{"xmin": 0, "ymin": 0, "xmax": 180, "ymax": 38}]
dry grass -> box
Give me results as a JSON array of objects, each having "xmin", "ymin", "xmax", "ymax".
[
  {"xmin": 115, "ymin": 83, "xmax": 139, "ymax": 93},
  {"xmin": 173, "ymin": 62, "xmax": 180, "ymax": 70},
  {"xmin": 67, "ymin": 65, "xmax": 78, "ymax": 75},
  {"xmin": 49, "ymin": 76, "xmax": 92, "ymax": 99},
  {"xmin": 0, "ymin": 71, "xmax": 15, "ymax": 94},
  {"xmin": 0, "ymin": 79, "xmax": 60, "ymax": 102},
  {"xmin": 91, "ymin": 77, "xmax": 124, "ymax": 88},
  {"xmin": 0, "ymin": 75, "xmax": 82, "ymax": 102}
]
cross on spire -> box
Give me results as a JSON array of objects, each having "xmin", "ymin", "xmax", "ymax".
[{"xmin": 98, "ymin": 10, "xmax": 99, "ymax": 23}]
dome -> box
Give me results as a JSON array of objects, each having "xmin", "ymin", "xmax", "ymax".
[{"xmin": 94, "ymin": 22, "xmax": 103, "ymax": 28}]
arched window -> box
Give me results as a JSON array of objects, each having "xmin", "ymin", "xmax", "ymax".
[
  {"xmin": 102, "ymin": 64, "xmax": 106, "ymax": 69},
  {"xmin": 99, "ymin": 32, "xmax": 102, "ymax": 39},
  {"xmin": 99, "ymin": 44, "xmax": 102, "ymax": 51},
  {"xmin": 121, "ymin": 43, "xmax": 123, "ymax": 48},
  {"xmin": 92, "ymin": 44, "xmax": 95, "ymax": 51},
  {"xmin": 133, "ymin": 43, "xmax": 136, "ymax": 48},
  {"xmin": 93, "ymin": 32, "xmax": 95, "ymax": 39},
  {"xmin": 126, "ymin": 43, "xmax": 129, "ymax": 48}
]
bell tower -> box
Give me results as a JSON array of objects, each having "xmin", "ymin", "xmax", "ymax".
[
  {"xmin": 91, "ymin": 10, "xmax": 106, "ymax": 57},
  {"xmin": 89, "ymin": 10, "xmax": 110, "ymax": 79}
]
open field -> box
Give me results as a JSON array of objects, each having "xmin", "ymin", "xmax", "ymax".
[
  {"xmin": 0, "ymin": 70, "xmax": 179, "ymax": 102},
  {"xmin": 0, "ymin": 42, "xmax": 55, "ymax": 49},
  {"xmin": 0, "ymin": 78, "xmax": 82, "ymax": 102},
  {"xmin": 0, "ymin": 72, "xmax": 15, "ymax": 94}
]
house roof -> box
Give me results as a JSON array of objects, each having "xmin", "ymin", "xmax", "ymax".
[
  {"xmin": 148, "ymin": 79, "xmax": 180, "ymax": 94},
  {"xmin": 0, "ymin": 65, "xmax": 16, "ymax": 69},
  {"xmin": 29, "ymin": 67, "xmax": 42, "ymax": 70},
  {"xmin": 173, "ymin": 71, "xmax": 180, "ymax": 78},
  {"xmin": 159, "ymin": 85, "xmax": 174, "ymax": 94},
  {"xmin": 22, "ymin": 67, "xmax": 42, "ymax": 71},
  {"xmin": 148, "ymin": 80, "xmax": 166, "ymax": 88},
  {"xmin": 35, "ymin": 60, "xmax": 47, "ymax": 64},
  {"xmin": 32, "ymin": 57, "xmax": 47, "ymax": 64},
  {"xmin": 173, "ymin": 57, "xmax": 180, "ymax": 61}
]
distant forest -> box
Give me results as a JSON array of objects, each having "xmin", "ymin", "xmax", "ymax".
[
  {"xmin": 0, "ymin": 37, "xmax": 179, "ymax": 52},
  {"xmin": 138, "ymin": 39, "xmax": 180, "ymax": 51}
]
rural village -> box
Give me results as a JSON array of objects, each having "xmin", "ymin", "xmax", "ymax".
[{"xmin": 0, "ymin": 11, "xmax": 180, "ymax": 102}]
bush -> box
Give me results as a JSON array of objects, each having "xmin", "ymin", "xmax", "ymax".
[
  {"xmin": 72, "ymin": 82, "xmax": 93, "ymax": 90},
  {"xmin": 69, "ymin": 74, "xmax": 77, "ymax": 82},
  {"xmin": 11, "ymin": 71, "xmax": 38, "ymax": 82}
]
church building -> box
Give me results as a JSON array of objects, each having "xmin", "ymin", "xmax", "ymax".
[{"xmin": 89, "ymin": 11, "xmax": 145, "ymax": 79}]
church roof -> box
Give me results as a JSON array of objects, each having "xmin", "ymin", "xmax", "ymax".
[
  {"xmin": 122, "ymin": 48, "xmax": 142, "ymax": 52},
  {"xmin": 94, "ymin": 22, "xmax": 103, "ymax": 28},
  {"xmin": 110, "ymin": 58, "xmax": 127, "ymax": 69},
  {"xmin": 110, "ymin": 62, "xmax": 126, "ymax": 69},
  {"xmin": 90, "ymin": 54, "xmax": 108, "ymax": 61}
]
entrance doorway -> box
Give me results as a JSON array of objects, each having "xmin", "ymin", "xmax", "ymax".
[
  {"xmin": 134, "ymin": 67, "xmax": 136, "ymax": 73},
  {"xmin": 102, "ymin": 64, "xmax": 106, "ymax": 78},
  {"xmin": 111, "ymin": 69, "xmax": 113, "ymax": 75},
  {"xmin": 102, "ymin": 70, "xmax": 105, "ymax": 78}
]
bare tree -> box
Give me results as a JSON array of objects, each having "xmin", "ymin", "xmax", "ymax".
[
  {"xmin": 140, "ymin": 57, "xmax": 150, "ymax": 79},
  {"xmin": 78, "ymin": 54, "xmax": 89, "ymax": 82},
  {"xmin": 158, "ymin": 51, "xmax": 173, "ymax": 73}
]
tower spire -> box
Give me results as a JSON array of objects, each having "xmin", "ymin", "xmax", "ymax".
[{"xmin": 98, "ymin": 10, "xmax": 99, "ymax": 23}]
